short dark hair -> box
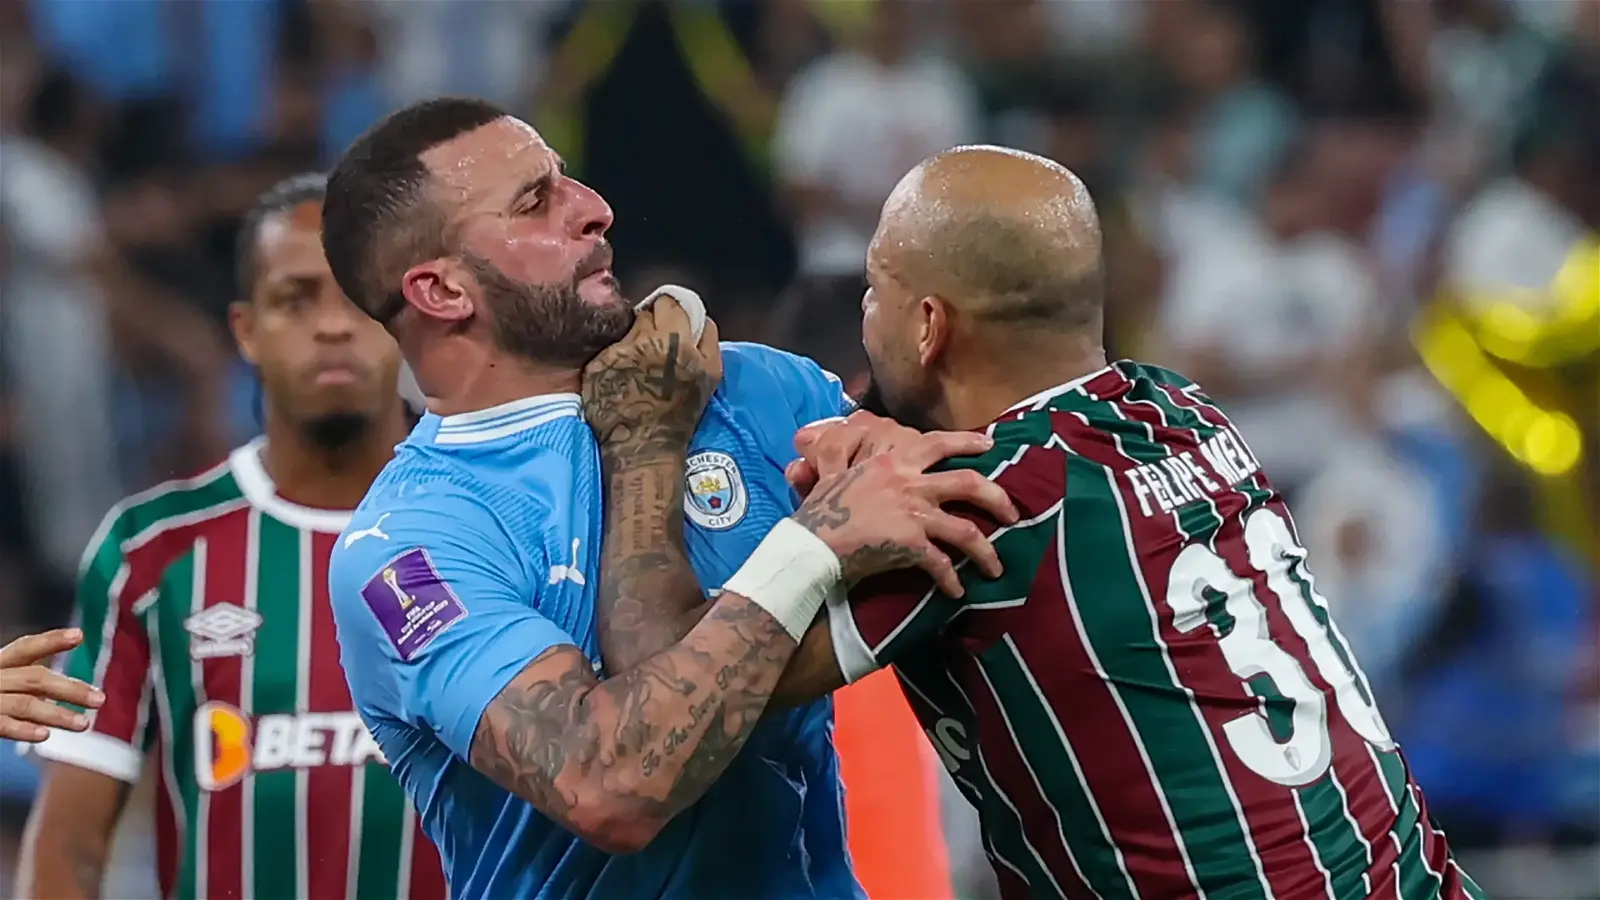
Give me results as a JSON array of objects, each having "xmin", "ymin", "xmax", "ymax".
[
  {"xmin": 237, "ymin": 172, "xmax": 327, "ymax": 295},
  {"xmin": 322, "ymin": 97, "xmax": 510, "ymax": 324}
]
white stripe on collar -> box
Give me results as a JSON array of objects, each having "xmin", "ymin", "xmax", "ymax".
[
  {"xmin": 433, "ymin": 393, "xmax": 584, "ymax": 445},
  {"xmin": 229, "ymin": 438, "xmax": 354, "ymax": 533},
  {"xmin": 1003, "ymin": 365, "xmax": 1116, "ymax": 414}
]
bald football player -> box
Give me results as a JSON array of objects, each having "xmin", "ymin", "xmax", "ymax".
[{"xmin": 772, "ymin": 145, "xmax": 1486, "ymax": 900}]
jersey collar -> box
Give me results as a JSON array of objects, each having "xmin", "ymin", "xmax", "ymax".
[
  {"xmin": 433, "ymin": 393, "xmax": 583, "ymax": 445},
  {"xmin": 229, "ymin": 438, "xmax": 354, "ymax": 532},
  {"xmin": 1002, "ymin": 364, "xmax": 1118, "ymax": 415}
]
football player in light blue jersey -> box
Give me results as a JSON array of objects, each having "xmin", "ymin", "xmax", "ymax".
[{"xmin": 321, "ymin": 98, "xmax": 1014, "ymax": 899}]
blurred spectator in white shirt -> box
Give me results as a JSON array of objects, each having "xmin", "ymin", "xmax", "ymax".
[
  {"xmin": 768, "ymin": 0, "xmax": 978, "ymax": 379},
  {"xmin": 1443, "ymin": 119, "xmax": 1588, "ymax": 310},
  {"xmin": 1159, "ymin": 139, "xmax": 1378, "ymax": 492},
  {"xmin": 774, "ymin": 0, "xmax": 979, "ymax": 280},
  {"xmin": 1126, "ymin": 109, "xmax": 1257, "ymax": 266},
  {"xmin": 0, "ymin": 46, "xmax": 122, "ymax": 581}
]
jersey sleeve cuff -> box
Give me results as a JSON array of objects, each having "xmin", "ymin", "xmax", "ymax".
[
  {"xmin": 435, "ymin": 615, "xmax": 576, "ymax": 761},
  {"xmin": 825, "ymin": 586, "xmax": 881, "ymax": 684},
  {"xmin": 27, "ymin": 729, "xmax": 144, "ymax": 783}
]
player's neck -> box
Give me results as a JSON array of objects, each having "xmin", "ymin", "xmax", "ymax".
[
  {"xmin": 423, "ymin": 348, "xmax": 581, "ymax": 417},
  {"xmin": 261, "ymin": 409, "xmax": 411, "ymax": 511},
  {"xmin": 938, "ymin": 341, "xmax": 1108, "ymax": 431}
]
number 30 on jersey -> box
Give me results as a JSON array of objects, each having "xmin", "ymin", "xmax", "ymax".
[{"xmin": 1165, "ymin": 508, "xmax": 1394, "ymax": 787}]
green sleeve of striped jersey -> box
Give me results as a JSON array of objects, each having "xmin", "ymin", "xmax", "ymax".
[
  {"xmin": 831, "ymin": 434, "xmax": 1056, "ymax": 680},
  {"xmin": 49, "ymin": 509, "xmax": 158, "ymax": 765}
]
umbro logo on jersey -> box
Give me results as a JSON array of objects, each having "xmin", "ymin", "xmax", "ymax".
[
  {"xmin": 184, "ymin": 603, "xmax": 264, "ymax": 661},
  {"xmin": 343, "ymin": 512, "xmax": 392, "ymax": 548}
]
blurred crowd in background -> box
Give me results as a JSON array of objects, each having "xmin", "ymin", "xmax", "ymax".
[{"xmin": 0, "ymin": 0, "xmax": 1596, "ymax": 897}]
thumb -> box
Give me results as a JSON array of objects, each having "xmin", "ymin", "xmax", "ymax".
[{"xmin": 785, "ymin": 458, "xmax": 820, "ymax": 498}]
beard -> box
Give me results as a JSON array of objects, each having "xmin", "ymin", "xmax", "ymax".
[
  {"xmin": 466, "ymin": 248, "xmax": 633, "ymax": 368},
  {"xmin": 857, "ymin": 361, "xmax": 939, "ymax": 432},
  {"xmin": 300, "ymin": 411, "xmax": 372, "ymax": 453}
]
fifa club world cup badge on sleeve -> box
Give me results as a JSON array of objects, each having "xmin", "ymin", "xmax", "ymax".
[
  {"xmin": 684, "ymin": 451, "xmax": 748, "ymax": 530},
  {"xmin": 360, "ymin": 548, "xmax": 469, "ymax": 661}
]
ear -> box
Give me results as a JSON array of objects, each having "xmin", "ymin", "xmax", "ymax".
[
  {"xmin": 917, "ymin": 295, "xmax": 953, "ymax": 368},
  {"xmin": 229, "ymin": 301, "xmax": 258, "ymax": 365},
  {"xmin": 401, "ymin": 258, "xmax": 476, "ymax": 323}
]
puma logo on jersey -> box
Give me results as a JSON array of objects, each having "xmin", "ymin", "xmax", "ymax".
[
  {"xmin": 548, "ymin": 538, "xmax": 585, "ymax": 586},
  {"xmin": 343, "ymin": 513, "xmax": 392, "ymax": 548}
]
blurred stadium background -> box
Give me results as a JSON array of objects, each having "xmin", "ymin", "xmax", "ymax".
[{"xmin": 0, "ymin": 0, "xmax": 1595, "ymax": 897}]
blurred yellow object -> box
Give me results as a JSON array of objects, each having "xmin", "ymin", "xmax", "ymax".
[
  {"xmin": 1463, "ymin": 238, "xmax": 1600, "ymax": 366},
  {"xmin": 1415, "ymin": 236, "xmax": 1598, "ymax": 558},
  {"xmin": 1414, "ymin": 310, "xmax": 1584, "ymax": 476}
]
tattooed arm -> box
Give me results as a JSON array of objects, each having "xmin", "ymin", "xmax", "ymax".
[
  {"xmin": 582, "ymin": 298, "xmax": 717, "ymax": 672},
  {"xmin": 590, "ymin": 441, "xmax": 709, "ymax": 671},
  {"xmin": 470, "ymin": 455, "xmax": 1012, "ymax": 854}
]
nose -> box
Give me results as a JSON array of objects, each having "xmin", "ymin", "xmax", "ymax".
[
  {"xmin": 567, "ymin": 177, "xmax": 614, "ymax": 238},
  {"xmin": 315, "ymin": 286, "xmax": 361, "ymax": 341}
]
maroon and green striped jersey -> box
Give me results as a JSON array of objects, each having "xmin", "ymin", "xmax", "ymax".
[
  {"xmin": 34, "ymin": 439, "xmax": 447, "ymax": 900},
  {"xmin": 827, "ymin": 362, "xmax": 1484, "ymax": 900}
]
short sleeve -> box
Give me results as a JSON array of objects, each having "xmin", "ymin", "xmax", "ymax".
[
  {"xmin": 328, "ymin": 491, "xmax": 578, "ymax": 761},
  {"xmin": 31, "ymin": 509, "xmax": 155, "ymax": 783},
  {"xmin": 722, "ymin": 342, "xmax": 854, "ymax": 429}
]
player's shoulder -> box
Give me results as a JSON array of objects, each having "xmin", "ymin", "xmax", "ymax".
[
  {"xmin": 82, "ymin": 447, "xmax": 248, "ymax": 572},
  {"xmin": 720, "ymin": 341, "xmax": 840, "ymax": 391}
]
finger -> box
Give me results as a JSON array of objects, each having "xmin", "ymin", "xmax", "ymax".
[
  {"xmin": 910, "ymin": 541, "xmax": 963, "ymax": 598},
  {"xmin": 785, "ymin": 458, "xmax": 820, "ymax": 497},
  {"xmin": 0, "ymin": 628, "xmax": 84, "ymax": 669},
  {"xmin": 923, "ymin": 509, "xmax": 1003, "ymax": 579},
  {"xmin": 0, "ymin": 694, "xmax": 89, "ymax": 732},
  {"xmin": 809, "ymin": 426, "xmax": 872, "ymax": 481},
  {"xmin": 696, "ymin": 316, "xmax": 723, "ymax": 385},
  {"xmin": 13, "ymin": 668, "xmax": 104, "ymax": 709},
  {"xmin": 649, "ymin": 294, "xmax": 693, "ymax": 338},
  {"xmin": 0, "ymin": 718, "xmax": 48, "ymax": 743},
  {"xmin": 794, "ymin": 417, "xmax": 846, "ymax": 454},
  {"xmin": 626, "ymin": 301, "xmax": 656, "ymax": 339},
  {"xmin": 899, "ymin": 431, "xmax": 996, "ymax": 471},
  {"xmin": 918, "ymin": 469, "xmax": 1019, "ymax": 524}
]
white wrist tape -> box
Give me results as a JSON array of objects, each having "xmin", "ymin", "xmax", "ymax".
[{"xmin": 721, "ymin": 518, "xmax": 840, "ymax": 642}]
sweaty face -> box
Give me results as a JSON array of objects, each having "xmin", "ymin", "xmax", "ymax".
[
  {"xmin": 236, "ymin": 200, "xmax": 402, "ymax": 446},
  {"xmin": 860, "ymin": 233, "xmax": 940, "ymax": 432},
  {"xmin": 420, "ymin": 117, "xmax": 632, "ymax": 365}
]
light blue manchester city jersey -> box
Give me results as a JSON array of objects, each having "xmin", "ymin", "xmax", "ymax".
[{"xmin": 327, "ymin": 343, "xmax": 860, "ymax": 900}]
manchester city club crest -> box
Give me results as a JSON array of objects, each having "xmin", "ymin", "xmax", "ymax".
[{"xmin": 684, "ymin": 450, "xmax": 748, "ymax": 530}]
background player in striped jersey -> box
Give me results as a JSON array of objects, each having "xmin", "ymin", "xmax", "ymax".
[
  {"xmin": 19, "ymin": 174, "xmax": 447, "ymax": 900},
  {"xmin": 758, "ymin": 146, "xmax": 1488, "ymax": 900}
]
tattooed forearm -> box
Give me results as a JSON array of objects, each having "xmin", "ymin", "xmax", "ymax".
[
  {"xmin": 596, "ymin": 446, "xmax": 710, "ymax": 671},
  {"xmin": 470, "ymin": 593, "xmax": 797, "ymax": 852},
  {"xmin": 585, "ymin": 328, "xmax": 716, "ymax": 672}
]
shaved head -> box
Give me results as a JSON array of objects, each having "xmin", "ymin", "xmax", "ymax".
[
  {"xmin": 859, "ymin": 145, "xmax": 1108, "ymax": 431},
  {"xmin": 876, "ymin": 145, "xmax": 1103, "ymax": 330}
]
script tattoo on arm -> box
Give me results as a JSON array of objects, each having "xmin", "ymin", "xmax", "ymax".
[
  {"xmin": 586, "ymin": 331, "xmax": 714, "ymax": 671},
  {"xmin": 469, "ymin": 593, "xmax": 796, "ymax": 851}
]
